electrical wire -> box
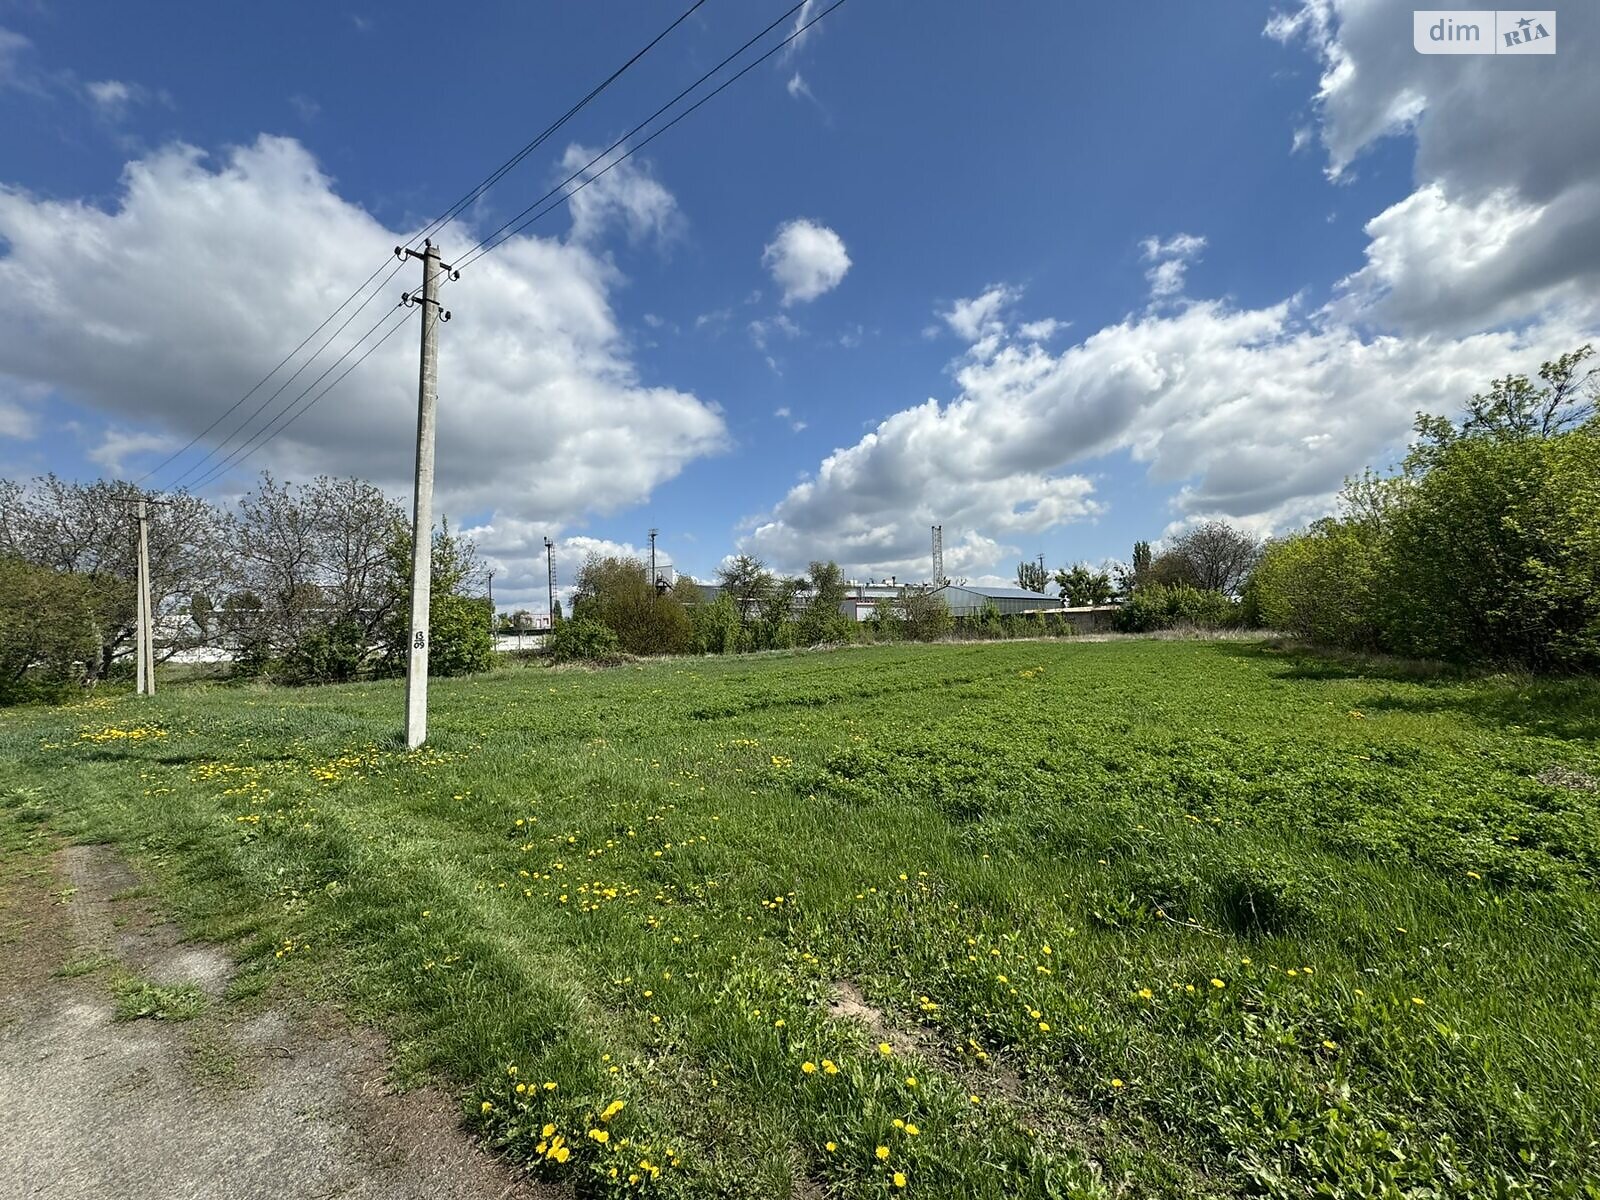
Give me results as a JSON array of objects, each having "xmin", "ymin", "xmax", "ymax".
[
  {"xmin": 170, "ymin": 0, "xmax": 851, "ymax": 490},
  {"xmin": 143, "ymin": 0, "xmax": 710, "ymax": 490}
]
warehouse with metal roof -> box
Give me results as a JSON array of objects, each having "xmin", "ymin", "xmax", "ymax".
[{"xmin": 929, "ymin": 584, "xmax": 1061, "ymax": 617}]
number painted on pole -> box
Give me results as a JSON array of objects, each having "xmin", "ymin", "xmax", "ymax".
[{"xmin": 414, "ymin": 631, "xmax": 427, "ymax": 650}]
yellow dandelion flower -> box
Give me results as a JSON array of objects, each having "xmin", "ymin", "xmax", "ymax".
[
  {"xmin": 876, "ymin": 1145, "xmax": 891, "ymax": 1161},
  {"xmin": 825, "ymin": 1141, "xmax": 837, "ymax": 1152},
  {"xmin": 878, "ymin": 1042, "xmax": 893, "ymax": 1056},
  {"xmin": 1321, "ymin": 1039, "xmax": 1338, "ymax": 1050},
  {"xmin": 905, "ymin": 1076, "xmax": 917, "ymax": 1087},
  {"xmin": 1411, "ymin": 996, "xmax": 1426, "ymax": 1006},
  {"xmin": 1138, "ymin": 987, "xmax": 1154, "ymax": 1000},
  {"xmin": 1211, "ymin": 978, "xmax": 1225, "ymax": 989},
  {"xmin": 1110, "ymin": 1078, "xmax": 1125, "ymax": 1089},
  {"xmin": 601, "ymin": 1100, "xmax": 626, "ymax": 1121},
  {"xmin": 480, "ymin": 1101, "xmax": 493, "ymax": 1114},
  {"xmin": 541, "ymin": 1124, "xmax": 556, "ymax": 1138},
  {"xmin": 801, "ymin": 1061, "xmax": 817, "ymax": 1074},
  {"xmin": 543, "ymin": 1081, "xmax": 558, "ymax": 1091},
  {"xmin": 904, "ymin": 1123, "xmax": 920, "ymax": 1136},
  {"xmin": 822, "ymin": 1059, "xmax": 839, "ymax": 1075},
  {"xmin": 894, "ymin": 1172, "xmax": 908, "ymax": 1188},
  {"xmin": 589, "ymin": 1128, "xmax": 609, "ymax": 1143},
  {"xmin": 1038, "ymin": 1021, "xmax": 1050, "ymax": 1032}
]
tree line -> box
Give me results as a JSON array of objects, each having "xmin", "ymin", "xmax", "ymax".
[{"xmin": 0, "ymin": 473, "xmax": 492, "ymax": 701}]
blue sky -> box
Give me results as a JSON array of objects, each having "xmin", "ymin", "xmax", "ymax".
[{"xmin": 1, "ymin": 2, "xmax": 1595, "ymax": 607}]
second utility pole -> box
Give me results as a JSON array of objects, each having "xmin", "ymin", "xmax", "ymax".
[
  {"xmin": 398, "ymin": 239, "xmax": 454, "ymax": 749},
  {"xmin": 135, "ymin": 498, "xmax": 154, "ymax": 696}
]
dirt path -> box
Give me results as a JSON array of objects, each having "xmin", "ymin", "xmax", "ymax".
[{"xmin": 0, "ymin": 843, "xmax": 556, "ymax": 1200}]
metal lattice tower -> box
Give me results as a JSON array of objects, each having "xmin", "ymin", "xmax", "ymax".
[
  {"xmin": 544, "ymin": 537, "xmax": 557, "ymax": 623},
  {"xmin": 931, "ymin": 524, "xmax": 944, "ymax": 587}
]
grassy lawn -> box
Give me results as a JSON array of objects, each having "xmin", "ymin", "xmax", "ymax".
[{"xmin": 3, "ymin": 639, "xmax": 1598, "ymax": 1198}]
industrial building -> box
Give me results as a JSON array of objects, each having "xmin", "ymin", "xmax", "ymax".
[{"xmin": 928, "ymin": 583, "xmax": 1061, "ymax": 618}]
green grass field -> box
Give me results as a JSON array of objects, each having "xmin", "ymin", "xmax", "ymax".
[{"xmin": 3, "ymin": 639, "xmax": 1599, "ymax": 1198}]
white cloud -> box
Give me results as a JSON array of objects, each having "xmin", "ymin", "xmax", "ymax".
[
  {"xmin": 940, "ymin": 285, "xmax": 1017, "ymax": 343},
  {"xmin": 773, "ymin": 406, "xmax": 806, "ymax": 433},
  {"xmin": 1272, "ymin": 0, "xmax": 1600, "ymax": 334},
  {"xmin": 85, "ymin": 79, "xmax": 136, "ymax": 117},
  {"xmin": 1017, "ymin": 318, "xmax": 1066, "ymax": 342},
  {"xmin": 762, "ymin": 218, "xmax": 850, "ymax": 305},
  {"xmin": 742, "ymin": 282, "xmax": 1585, "ymax": 578},
  {"xmin": 0, "ymin": 397, "xmax": 34, "ymax": 439},
  {"xmin": 786, "ymin": 72, "xmax": 813, "ymax": 102},
  {"xmin": 289, "ymin": 93, "xmax": 320, "ymax": 122},
  {"xmin": 0, "ymin": 135, "xmax": 726, "ymax": 601},
  {"xmin": 87, "ymin": 428, "xmax": 179, "ymax": 473},
  {"xmin": 1141, "ymin": 233, "xmax": 1206, "ymax": 299},
  {"xmin": 0, "ymin": 27, "xmax": 38, "ymax": 95},
  {"xmin": 784, "ymin": 0, "xmax": 819, "ymax": 59},
  {"xmin": 559, "ymin": 143, "xmax": 681, "ymax": 247}
]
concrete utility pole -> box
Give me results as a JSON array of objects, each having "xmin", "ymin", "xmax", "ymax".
[
  {"xmin": 544, "ymin": 537, "xmax": 557, "ymax": 624},
  {"xmin": 135, "ymin": 499, "xmax": 154, "ymax": 696},
  {"xmin": 487, "ymin": 571, "xmax": 495, "ymax": 643},
  {"xmin": 397, "ymin": 239, "xmax": 455, "ymax": 749},
  {"xmin": 649, "ymin": 527, "xmax": 658, "ymax": 598}
]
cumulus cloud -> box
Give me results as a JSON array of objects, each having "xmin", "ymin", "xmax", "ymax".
[
  {"xmin": 1141, "ymin": 233, "xmax": 1206, "ymax": 299},
  {"xmin": 762, "ymin": 218, "xmax": 850, "ymax": 305},
  {"xmin": 743, "ymin": 6, "xmax": 1599, "ymax": 580},
  {"xmin": 559, "ymin": 142, "xmax": 681, "ymax": 247},
  {"xmin": 1274, "ymin": 0, "xmax": 1600, "ymax": 334},
  {"xmin": 741, "ymin": 282, "xmax": 1583, "ymax": 578},
  {"xmin": 0, "ymin": 135, "xmax": 726, "ymax": 607}
]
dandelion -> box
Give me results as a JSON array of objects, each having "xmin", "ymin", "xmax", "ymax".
[
  {"xmin": 904, "ymin": 1123, "xmax": 920, "ymax": 1136},
  {"xmin": 876, "ymin": 1146, "xmax": 891, "ymax": 1161},
  {"xmin": 822, "ymin": 1059, "xmax": 839, "ymax": 1075},
  {"xmin": 1137, "ymin": 988, "xmax": 1154, "ymax": 1000},
  {"xmin": 601, "ymin": 1100, "xmax": 626, "ymax": 1121},
  {"xmin": 893, "ymin": 1172, "xmax": 908, "ymax": 1188},
  {"xmin": 825, "ymin": 1141, "xmax": 837, "ymax": 1152},
  {"xmin": 1110, "ymin": 1078, "xmax": 1125, "ymax": 1089},
  {"xmin": 1211, "ymin": 978, "xmax": 1225, "ymax": 990},
  {"xmin": 481, "ymin": 1101, "xmax": 493, "ymax": 1114},
  {"xmin": 541, "ymin": 1123, "xmax": 556, "ymax": 1138},
  {"xmin": 905, "ymin": 1076, "xmax": 917, "ymax": 1087},
  {"xmin": 1038, "ymin": 1021, "xmax": 1050, "ymax": 1032},
  {"xmin": 544, "ymin": 1081, "xmax": 558, "ymax": 1091},
  {"xmin": 802, "ymin": 1061, "xmax": 818, "ymax": 1075},
  {"xmin": 969, "ymin": 1094, "xmax": 982, "ymax": 1105},
  {"xmin": 1322, "ymin": 1039, "xmax": 1338, "ymax": 1050},
  {"xmin": 878, "ymin": 1042, "xmax": 894, "ymax": 1057},
  {"xmin": 589, "ymin": 1129, "xmax": 609, "ymax": 1143},
  {"xmin": 1411, "ymin": 996, "xmax": 1426, "ymax": 1006}
]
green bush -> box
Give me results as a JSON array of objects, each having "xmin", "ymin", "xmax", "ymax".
[
  {"xmin": 277, "ymin": 619, "xmax": 368, "ymax": 685},
  {"xmin": 0, "ymin": 557, "xmax": 99, "ymax": 704},
  {"xmin": 550, "ymin": 617, "xmax": 622, "ymax": 663},
  {"xmin": 1115, "ymin": 583, "xmax": 1238, "ymax": 632}
]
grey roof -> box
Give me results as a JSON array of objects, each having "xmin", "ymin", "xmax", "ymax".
[{"xmin": 939, "ymin": 584, "xmax": 1053, "ymax": 600}]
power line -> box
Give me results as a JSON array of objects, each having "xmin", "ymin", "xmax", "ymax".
[
  {"xmin": 144, "ymin": 0, "xmax": 710, "ymax": 490},
  {"xmin": 184, "ymin": 307, "xmax": 412, "ymax": 492},
  {"xmin": 166, "ymin": 259, "xmax": 409, "ymax": 490},
  {"xmin": 454, "ymin": 0, "xmax": 834, "ymax": 272},
  {"xmin": 165, "ymin": 0, "xmax": 851, "ymax": 493}
]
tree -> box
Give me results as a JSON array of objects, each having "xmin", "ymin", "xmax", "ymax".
[
  {"xmin": 1116, "ymin": 540, "xmax": 1154, "ymax": 597},
  {"xmin": 902, "ymin": 589, "xmax": 954, "ymax": 642},
  {"xmin": 796, "ymin": 560, "xmax": 853, "ymax": 645},
  {"xmin": 1412, "ymin": 344, "xmax": 1596, "ymax": 463},
  {"xmin": 377, "ymin": 519, "xmax": 494, "ymax": 678},
  {"xmin": 716, "ymin": 554, "xmax": 775, "ymax": 621},
  {"xmin": 232, "ymin": 473, "xmax": 405, "ymax": 676},
  {"xmin": 1016, "ymin": 559, "xmax": 1048, "ymax": 593},
  {"xmin": 1162, "ymin": 521, "xmax": 1261, "ymax": 595},
  {"xmin": 0, "ymin": 475, "xmax": 227, "ymax": 680},
  {"xmin": 1054, "ymin": 563, "xmax": 1114, "ymax": 606},
  {"xmin": 571, "ymin": 554, "xmax": 692, "ymax": 656},
  {"xmin": 0, "ymin": 558, "xmax": 99, "ymax": 703}
]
